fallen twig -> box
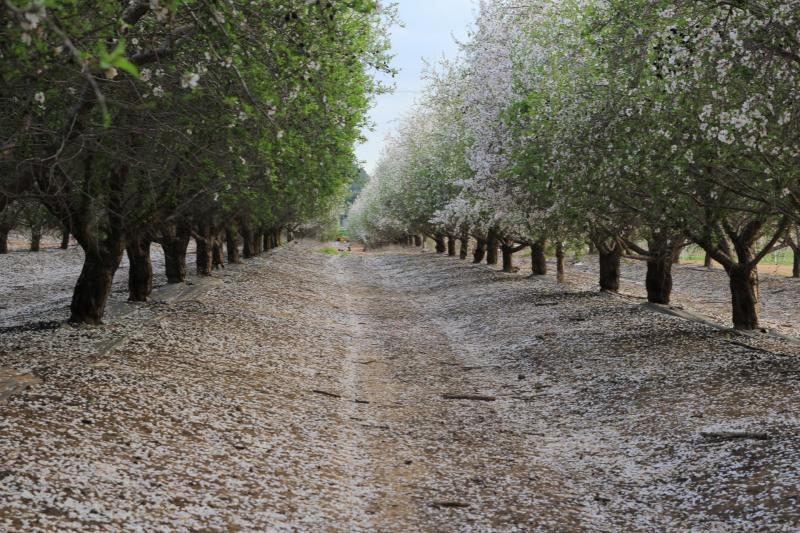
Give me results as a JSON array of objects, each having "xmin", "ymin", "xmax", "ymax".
[{"xmin": 442, "ymin": 394, "xmax": 496, "ymax": 401}]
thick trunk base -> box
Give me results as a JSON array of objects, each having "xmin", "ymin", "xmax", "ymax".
[
  {"xmin": 645, "ymin": 255, "xmax": 673, "ymax": 305},
  {"xmin": 501, "ymin": 246, "xmax": 514, "ymax": 273},
  {"xmin": 473, "ymin": 239, "xmax": 486, "ymax": 263},
  {"xmin": 598, "ymin": 245, "xmax": 622, "ymax": 293},
  {"xmin": 486, "ymin": 233, "xmax": 498, "ymax": 265},
  {"xmin": 459, "ymin": 238, "xmax": 469, "ymax": 260},
  {"xmin": 530, "ymin": 240, "xmax": 547, "ymax": 275},
  {"xmin": 226, "ymin": 228, "xmax": 241, "ymax": 264},
  {"xmin": 728, "ymin": 266, "xmax": 760, "ymax": 330},
  {"xmin": 447, "ymin": 235, "xmax": 456, "ymax": 256},
  {"xmin": 69, "ymin": 245, "xmax": 125, "ymax": 324},
  {"xmin": 126, "ymin": 237, "xmax": 153, "ymax": 302},
  {"xmin": 556, "ymin": 242, "xmax": 565, "ymax": 283},
  {"xmin": 435, "ymin": 234, "xmax": 446, "ymax": 254}
]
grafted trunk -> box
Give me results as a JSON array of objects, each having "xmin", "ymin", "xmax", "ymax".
[
  {"xmin": 556, "ymin": 242, "xmax": 565, "ymax": 283},
  {"xmin": 60, "ymin": 227, "xmax": 70, "ymax": 249},
  {"xmin": 414, "ymin": 235, "xmax": 422, "ymax": 247},
  {"xmin": 486, "ymin": 231, "xmax": 498, "ymax": 265},
  {"xmin": 727, "ymin": 265, "xmax": 760, "ymax": 330},
  {"xmin": 598, "ymin": 243, "xmax": 622, "ymax": 293},
  {"xmin": 530, "ymin": 239, "xmax": 547, "ymax": 275},
  {"xmin": 225, "ymin": 227, "xmax": 241, "ymax": 264},
  {"xmin": 447, "ymin": 235, "xmax": 456, "ymax": 256},
  {"xmin": 0, "ymin": 229, "xmax": 8, "ymax": 254},
  {"xmin": 69, "ymin": 241, "xmax": 126, "ymax": 324},
  {"xmin": 473, "ymin": 238, "xmax": 486, "ymax": 263},
  {"xmin": 501, "ymin": 245, "xmax": 514, "ymax": 273},
  {"xmin": 30, "ymin": 228, "xmax": 42, "ymax": 252},
  {"xmin": 212, "ymin": 239, "xmax": 225, "ymax": 270},
  {"xmin": 126, "ymin": 236, "xmax": 153, "ymax": 302},
  {"xmin": 161, "ymin": 223, "xmax": 190, "ymax": 284},
  {"xmin": 434, "ymin": 233, "xmax": 446, "ymax": 254}
]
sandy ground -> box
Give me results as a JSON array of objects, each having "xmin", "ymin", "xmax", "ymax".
[{"xmin": 1, "ymin": 242, "xmax": 799, "ymax": 531}]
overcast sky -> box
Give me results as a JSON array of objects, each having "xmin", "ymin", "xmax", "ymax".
[{"xmin": 355, "ymin": 0, "xmax": 478, "ymax": 175}]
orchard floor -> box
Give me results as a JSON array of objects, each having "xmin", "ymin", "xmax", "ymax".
[{"xmin": 1, "ymin": 241, "xmax": 800, "ymax": 531}]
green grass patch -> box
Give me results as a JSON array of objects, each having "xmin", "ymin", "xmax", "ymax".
[{"xmin": 319, "ymin": 247, "xmax": 350, "ymax": 257}]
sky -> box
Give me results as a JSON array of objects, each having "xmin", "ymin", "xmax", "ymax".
[{"xmin": 355, "ymin": 0, "xmax": 478, "ymax": 175}]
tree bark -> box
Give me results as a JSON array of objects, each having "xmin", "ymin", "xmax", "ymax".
[
  {"xmin": 556, "ymin": 242, "xmax": 565, "ymax": 283},
  {"xmin": 252, "ymin": 229, "xmax": 264, "ymax": 255},
  {"xmin": 414, "ymin": 235, "xmax": 422, "ymax": 247},
  {"xmin": 434, "ymin": 233, "xmax": 446, "ymax": 254},
  {"xmin": 60, "ymin": 227, "xmax": 70, "ymax": 249},
  {"xmin": 160, "ymin": 222, "xmax": 190, "ymax": 284},
  {"xmin": 793, "ymin": 248, "xmax": 800, "ymax": 278},
  {"xmin": 0, "ymin": 229, "xmax": 8, "ymax": 254},
  {"xmin": 704, "ymin": 252, "xmax": 712, "ymax": 268},
  {"xmin": 241, "ymin": 223, "xmax": 254, "ymax": 258},
  {"xmin": 30, "ymin": 228, "xmax": 42, "ymax": 252},
  {"xmin": 501, "ymin": 244, "xmax": 514, "ymax": 273},
  {"xmin": 195, "ymin": 223, "xmax": 216, "ymax": 276},
  {"xmin": 727, "ymin": 264, "xmax": 760, "ymax": 330},
  {"xmin": 447, "ymin": 235, "xmax": 456, "ymax": 256},
  {"xmin": 645, "ymin": 254, "xmax": 673, "ymax": 305},
  {"xmin": 598, "ymin": 242, "xmax": 622, "ymax": 293},
  {"xmin": 459, "ymin": 233, "xmax": 469, "ymax": 260},
  {"xmin": 530, "ymin": 239, "xmax": 547, "ymax": 275},
  {"xmin": 473, "ymin": 238, "xmax": 486, "ymax": 263},
  {"xmin": 126, "ymin": 236, "xmax": 153, "ymax": 302},
  {"xmin": 225, "ymin": 227, "xmax": 241, "ymax": 264},
  {"xmin": 486, "ymin": 230, "xmax": 498, "ymax": 265},
  {"xmin": 274, "ymin": 228, "xmax": 282, "ymax": 247},
  {"xmin": 212, "ymin": 239, "xmax": 225, "ymax": 270},
  {"xmin": 69, "ymin": 245, "xmax": 126, "ymax": 324}
]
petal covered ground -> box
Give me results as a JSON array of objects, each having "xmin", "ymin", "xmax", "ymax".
[{"xmin": 1, "ymin": 242, "xmax": 799, "ymax": 531}]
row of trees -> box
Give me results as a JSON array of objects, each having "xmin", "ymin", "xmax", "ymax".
[
  {"xmin": 350, "ymin": 0, "xmax": 799, "ymax": 330},
  {"xmin": 1, "ymin": 0, "xmax": 392, "ymax": 323}
]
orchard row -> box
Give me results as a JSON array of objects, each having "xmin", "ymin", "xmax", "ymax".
[
  {"xmin": 1, "ymin": 0, "xmax": 391, "ymax": 323},
  {"xmin": 350, "ymin": 0, "xmax": 800, "ymax": 330}
]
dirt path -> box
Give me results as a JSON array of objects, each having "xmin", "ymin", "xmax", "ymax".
[{"xmin": 2, "ymin": 243, "xmax": 800, "ymax": 531}]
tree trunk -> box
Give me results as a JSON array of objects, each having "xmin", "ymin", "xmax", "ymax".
[
  {"xmin": 126, "ymin": 236, "xmax": 153, "ymax": 302},
  {"xmin": 226, "ymin": 227, "xmax": 241, "ymax": 264},
  {"xmin": 598, "ymin": 243, "xmax": 622, "ymax": 293},
  {"xmin": 161, "ymin": 223, "xmax": 190, "ymax": 284},
  {"xmin": 501, "ymin": 245, "xmax": 514, "ymax": 273},
  {"xmin": 556, "ymin": 242, "xmax": 565, "ymax": 283},
  {"xmin": 704, "ymin": 252, "xmax": 712, "ymax": 268},
  {"xmin": 69, "ymin": 243, "xmax": 125, "ymax": 324},
  {"xmin": 30, "ymin": 229, "xmax": 42, "ymax": 252},
  {"xmin": 645, "ymin": 254, "xmax": 673, "ymax": 305},
  {"xmin": 459, "ymin": 235, "xmax": 469, "ymax": 260},
  {"xmin": 793, "ymin": 248, "xmax": 800, "ymax": 278},
  {"xmin": 60, "ymin": 227, "xmax": 70, "ymax": 249},
  {"xmin": 195, "ymin": 223, "xmax": 216, "ymax": 277},
  {"xmin": 274, "ymin": 228, "xmax": 282, "ymax": 247},
  {"xmin": 447, "ymin": 235, "xmax": 456, "ymax": 256},
  {"xmin": 644, "ymin": 234, "xmax": 678, "ymax": 305},
  {"xmin": 252, "ymin": 229, "xmax": 263, "ymax": 255},
  {"xmin": 212, "ymin": 239, "xmax": 225, "ymax": 270},
  {"xmin": 486, "ymin": 231, "xmax": 498, "ymax": 265},
  {"xmin": 241, "ymin": 223, "xmax": 254, "ymax": 258},
  {"xmin": 727, "ymin": 264, "xmax": 760, "ymax": 330},
  {"xmin": 414, "ymin": 235, "xmax": 422, "ymax": 247},
  {"xmin": 0, "ymin": 229, "xmax": 8, "ymax": 254},
  {"xmin": 435, "ymin": 233, "xmax": 446, "ymax": 254},
  {"xmin": 473, "ymin": 238, "xmax": 486, "ymax": 263},
  {"xmin": 530, "ymin": 239, "xmax": 547, "ymax": 275}
]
